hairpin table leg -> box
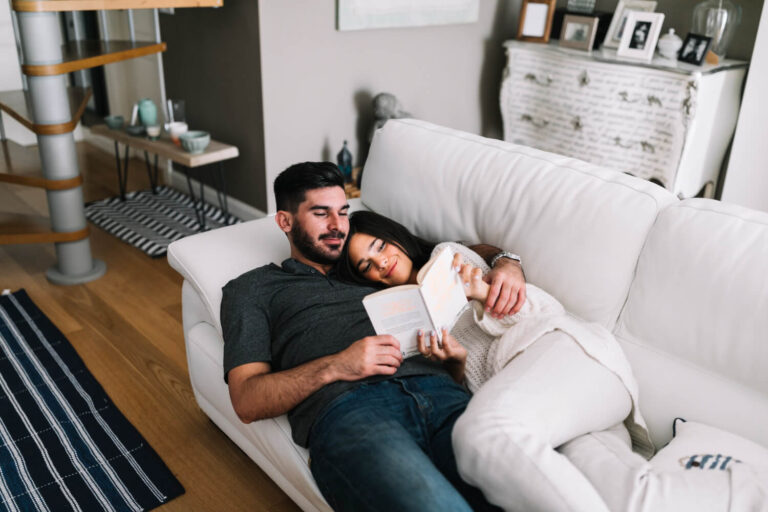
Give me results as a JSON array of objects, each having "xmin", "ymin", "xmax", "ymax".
[
  {"xmin": 181, "ymin": 165, "xmax": 207, "ymax": 231},
  {"xmin": 143, "ymin": 150, "xmax": 159, "ymax": 194},
  {"xmin": 113, "ymin": 141, "xmax": 130, "ymax": 201}
]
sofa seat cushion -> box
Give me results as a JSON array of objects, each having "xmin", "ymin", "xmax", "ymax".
[{"xmin": 362, "ymin": 119, "xmax": 676, "ymax": 328}]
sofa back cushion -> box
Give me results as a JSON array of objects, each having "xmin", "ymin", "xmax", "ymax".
[
  {"xmin": 615, "ymin": 199, "xmax": 768, "ymax": 447},
  {"xmin": 362, "ymin": 119, "xmax": 676, "ymax": 328}
]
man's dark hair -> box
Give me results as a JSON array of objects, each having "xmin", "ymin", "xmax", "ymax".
[
  {"xmin": 274, "ymin": 162, "xmax": 344, "ymax": 212},
  {"xmin": 336, "ymin": 211, "xmax": 435, "ymax": 287}
]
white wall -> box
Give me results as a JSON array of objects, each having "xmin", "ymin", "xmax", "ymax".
[
  {"xmin": 721, "ymin": 6, "xmax": 768, "ymax": 212},
  {"xmin": 98, "ymin": 10, "xmax": 164, "ymax": 124},
  {"xmin": 258, "ymin": 0, "xmax": 515, "ymax": 213},
  {"xmin": 0, "ymin": 2, "xmax": 35, "ymax": 145}
]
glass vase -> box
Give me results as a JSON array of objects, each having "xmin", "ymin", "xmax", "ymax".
[{"xmin": 691, "ymin": 0, "xmax": 742, "ymax": 58}]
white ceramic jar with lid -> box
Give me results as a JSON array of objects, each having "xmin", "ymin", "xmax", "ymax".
[{"xmin": 657, "ymin": 28, "xmax": 683, "ymax": 59}]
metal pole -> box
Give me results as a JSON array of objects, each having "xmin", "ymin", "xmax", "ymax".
[
  {"xmin": 153, "ymin": 8, "xmax": 172, "ymax": 184},
  {"xmin": 127, "ymin": 9, "xmax": 136, "ymax": 42},
  {"xmin": 8, "ymin": 3, "xmax": 28, "ymax": 90},
  {"xmin": 16, "ymin": 10, "xmax": 106, "ymax": 284},
  {"xmin": 98, "ymin": 10, "xmax": 109, "ymax": 41}
]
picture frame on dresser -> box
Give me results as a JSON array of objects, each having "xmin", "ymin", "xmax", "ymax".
[
  {"xmin": 678, "ymin": 33, "xmax": 713, "ymax": 65},
  {"xmin": 559, "ymin": 15, "xmax": 600, "ymax": 51},
  {"xmin": 517, "ymin": 0, "xmax": 557, "ymax": 43},
  {"xmin": 602, "ymin": 0, "xmax": 657, "ymax": 49},
  {"xmin": 616, "ymin": 11, "xmax": 665, "ymax": 62}
]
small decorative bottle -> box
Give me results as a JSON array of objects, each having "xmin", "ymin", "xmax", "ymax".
[
  {"xmin": 337, "ymin": 140, "xmax": 353, "ymax": 183},
  {"xmin": 137, "ymin": 98, "xmax": 157, "ymax": 127}
]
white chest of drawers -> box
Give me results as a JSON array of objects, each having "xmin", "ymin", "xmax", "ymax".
[{"xmin": 500, "ymin": 40, "xmax": 747, "ymax": 198}]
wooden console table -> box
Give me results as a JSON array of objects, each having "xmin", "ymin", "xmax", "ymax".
[{"xmin": 91, "ymin": 124, "xmax": 239, "ymax": 230}]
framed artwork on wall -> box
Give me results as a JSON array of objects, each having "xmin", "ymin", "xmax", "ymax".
[
  {"xmin": 559, "ymin": 15, "xmax": 600, "ymax": 51},
  {"xmin": 337, "ymin": 0, "xmax": 479, "ymax": 31},
  {"xmin": 603, "ymin": 0, "xmax": 657, "ymax": 49},
  {"xmin": 517, "ymin": 0, "xmax": 557, "ymax": 43},
  {"xmin": 616, "ymin": 11, "xmax": 665, "ymax": 61}
]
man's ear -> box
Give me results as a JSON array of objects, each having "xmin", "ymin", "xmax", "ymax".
[{"xmin": 275, "ymin": 210, "xmax": 292, "ymax": 233}]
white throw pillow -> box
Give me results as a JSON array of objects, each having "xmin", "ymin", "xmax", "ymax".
[{"xmin": 652, "ymin": 419, "xmax": 768, "ymax": 472}]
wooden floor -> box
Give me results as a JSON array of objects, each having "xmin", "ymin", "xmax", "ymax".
[{"xmin": 0, "ymin": 140, "xmax": 301, "ymax": 512}]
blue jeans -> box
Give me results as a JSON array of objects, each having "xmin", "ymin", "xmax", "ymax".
[{"xmin": 308, "ymin": 375, "xmax": 500, "ymax": 512}]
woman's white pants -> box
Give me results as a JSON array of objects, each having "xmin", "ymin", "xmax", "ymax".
[{"xmin": 452, "ymin": 330, "xmax": 632, "ymax": 512}]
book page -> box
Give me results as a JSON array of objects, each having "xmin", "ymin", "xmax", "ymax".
[
  {"xmin": 363, "ymin": 287, "xmax": 431, "ymax": 358},
  {"xmin": 418, "ymin": 247, "xmax": 468, "ymax": 333}
]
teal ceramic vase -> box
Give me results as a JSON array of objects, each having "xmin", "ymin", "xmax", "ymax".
[{"xmin": 138, "ymin": 98, "xmax": 158, "ymax": 127}]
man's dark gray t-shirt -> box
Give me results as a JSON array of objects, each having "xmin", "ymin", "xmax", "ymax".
[{"xmin": 220, "ymin": 258, "xmax": 447, "ymax": 447}]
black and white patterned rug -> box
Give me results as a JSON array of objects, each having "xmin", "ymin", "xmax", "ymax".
[
  {"xmin": 85, "ymin": 186, "xmax": 241, "ymax": 257},
  {"xmin": 0, "ymin": 289, "xmax": 185, "ymax": 511}
]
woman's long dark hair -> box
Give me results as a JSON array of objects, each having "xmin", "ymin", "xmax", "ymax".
[{"xmin": 337, "ymin": 211, "xmax": 435, "ymax": 287}]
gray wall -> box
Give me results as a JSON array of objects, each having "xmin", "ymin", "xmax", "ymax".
[
  {"xmin": 161, "ymin": 3, "xmax": 267, "ymax": 211},
  {"xmin": 161, "ymin": 0, "xmax": 763, "ymax": 212},
  {"xmin": 258, "ymin": 0, "xmax": 518, "ymax": 213}
]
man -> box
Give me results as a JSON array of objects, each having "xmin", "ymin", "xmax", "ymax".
[{"xmin": 221, "ymin": 162, "xmax": 525, "ymax": 511}]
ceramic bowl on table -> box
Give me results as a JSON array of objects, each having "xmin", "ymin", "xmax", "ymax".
[
  {"xmin": 104, "ymin": 115, "xmax": 124, "ymax": 130},
  {"xmin": 166, "ymin": 121, "xmax": 188, "ymax": 146},
  {"xmin": 146, "ymin": 125, "xmax": 161, "ymax": 141},
  {"xmin": 179, "ymin": 131, "xmax": 211, "ymax": 154},
  {"xmin": 125, "ymin": 125, "xmax": 145, "ymax": 136}
]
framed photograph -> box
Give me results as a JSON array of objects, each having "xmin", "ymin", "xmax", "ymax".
[
  {"xmin": 517, "ymin": 0, "xmax": 557, "ymax": 43},
  {"xmin": 559, "ymin": 15, "xmax": 599, "ymax": 51},
  {"xmin": 616, "ymin": 11, "xmax": 665, "ymax": 61},
  {"xmin": 678, "ymin": 33, "xmax": 713, "ymax": 65},
  {"xmin": 603, "ymin": 0, "xmax": 657, "ymax": 49}
]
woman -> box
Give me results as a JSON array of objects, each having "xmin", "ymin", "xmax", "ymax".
[{"xmin": 337, "ymin": 211, "xmax": 653, "ymax": 512}]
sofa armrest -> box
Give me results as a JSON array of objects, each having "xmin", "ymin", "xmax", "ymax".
[{"xmin": 167, "ymin": 217, "xmax": 290, "ymax": 335}]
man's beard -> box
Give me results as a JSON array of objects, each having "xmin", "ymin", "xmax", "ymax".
[{"xmin": 291, "ymin": 222, "xmax": 346, "ymax": 265}]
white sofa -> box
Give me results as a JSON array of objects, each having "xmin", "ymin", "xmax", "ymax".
[{"xmin": 167, "ymin": 119, "xmax": 768, "ymax": 511}]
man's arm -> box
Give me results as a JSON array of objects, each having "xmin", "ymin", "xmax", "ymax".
[
  {"xmin": 228, "ymin": 335, "xmax": 403, "ymax": 423},
  {"xmin": 467, "ymin": 243, "xmax": 527, "ymax": 317}
]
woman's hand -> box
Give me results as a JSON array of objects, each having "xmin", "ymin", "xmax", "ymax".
[
  {"xmin": 418, "ymin": 328, "xmax": 466, "ymax": 385},
  {"xmin": 452, "ymin": 253, "xmax": 490, "ymax": 302}
]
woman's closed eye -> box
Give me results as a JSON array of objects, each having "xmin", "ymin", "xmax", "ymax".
[{"xmin": 358, "ymin": 239, "xmax": 386, "ymax": 274}]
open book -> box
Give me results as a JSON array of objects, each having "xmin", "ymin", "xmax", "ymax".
[{"xmin": 362, "ymin": 247, "xmax": 469, "ymax": 358}]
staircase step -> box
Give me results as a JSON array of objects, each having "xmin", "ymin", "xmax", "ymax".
[
  {"xmin": 23, "ymin": 40, "xmax": 166, "ymax": 77},
  {"xmin": 0, "ymin": 87, "xmax": 92, "ymax": 135},
  {"xmin": 13, "ymin": 0, "xmax": 222, "ymax": 12},
  {"xmin": 0, "ymin": 212, "xmax": 89, "ymax": 245}
]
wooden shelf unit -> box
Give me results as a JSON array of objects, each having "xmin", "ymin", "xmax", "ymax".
[
  {"xmin": 22, "ymin": 40, "xmax": 167, "ymax": 76},
  {"xmin": 0, "ymin": 87, "xmax": 92, "ymax": 135},
  {"xmin": 13, "ymin": 0, "xmax": 222, "ymax": 12}
]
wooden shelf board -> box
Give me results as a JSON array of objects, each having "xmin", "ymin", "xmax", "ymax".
[
  {"xmin": 22, "ymin": 40, "xmax": 166, "ymax": 77},
  {"xmin": 91, "ymin": 124, "xmax": 239, "ymax": 168},
  {"xmin": 0, "ymin": 213, "xmax": 88, "ymax": 245},
  {"xmin": 13, "ymin": 0, "xmax": 222, "ymax": 12},
  {"xmin": 0, "ymin": 87, "xmax": 92, "ymax": 135}
]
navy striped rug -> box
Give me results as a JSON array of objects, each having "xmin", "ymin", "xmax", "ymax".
[
  {"xmin": 84, "ymin": 186, "xmax": 240, "ymax": 258},
  {"xmin": 0, "ymin": 290, "xmax": 184, "ymax": 511}
]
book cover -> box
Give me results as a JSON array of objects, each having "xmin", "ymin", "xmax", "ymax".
[{"xmin": 362, "ymin": 247, "xmax": 468, "ymax": 357}]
